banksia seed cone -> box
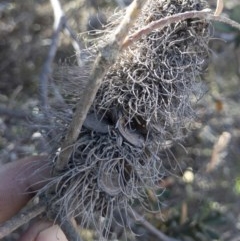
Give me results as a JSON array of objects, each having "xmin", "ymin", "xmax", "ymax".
[{"xmin": 40, "ymin": 0, "xmax": 210, "ymax": 238}]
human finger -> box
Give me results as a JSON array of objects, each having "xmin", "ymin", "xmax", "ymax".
[
  {"xmin": 18, "ymin": 221, "xmax": 52, "ymax": 241},
  {"xmin": 35, "ymin": 224, "xmax": 68, "ymax": 241},
  {"xmin": 18, "ymin": 220, "xmax": 68, "ymax": 241},
  {"xmin": 0, "ymin": 156, "xmax": 50, "ymax": 223}
]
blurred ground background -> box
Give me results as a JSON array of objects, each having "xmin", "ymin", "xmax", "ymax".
[{"xmin": 0, "ymin": 0, "xmax": 240, "ymax": 240}]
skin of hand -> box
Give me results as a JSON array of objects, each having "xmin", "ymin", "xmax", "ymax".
[
  {"xmin": 18, "ymin": 221, "xmax": 68, "ymax": 241},
  {"xmin": 0, "ymin": 156, "xmax": 68, "ymax": 241}
]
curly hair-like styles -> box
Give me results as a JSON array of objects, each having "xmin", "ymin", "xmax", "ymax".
[{"xmin": 40, "ymin": 0, "xmax": 210, "ymax": 238}]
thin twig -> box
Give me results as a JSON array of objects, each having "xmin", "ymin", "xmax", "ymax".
[
  {"xmin": 0, "ymin": 202, "xmax": 45, "ymax": 239},
  {"xmin": 63, "ymin": 24, "xmax": 82, "ymax": 66},
  {"xmin": 122, "ymin": 9, "xmax": 240, "ymax": 48},
  {"xmin": 39, "ymin": 0, "xmax": 64, "ymax": 110},
  {"xmin": 54, "ymin": 0, "xmax": 146, "ymax": 173},
  {"xmin": 129, "ymin": 209, "xmax": 182, "ymax": 241},
  {"xmin": 122, "ymin": 9, "xmax": 211, "ymax": 48},
  {"xmin": 214, "ymin": 0, "xmax": 224, "ymax": 16},
  {"xmin": 39, "ymin": 0, "xmax": 83, "ymax": 109}
]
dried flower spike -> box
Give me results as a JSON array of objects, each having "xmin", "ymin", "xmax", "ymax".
[{"xmin": 40, "ymin": 0, "xmax": 211, "ymax": 239}]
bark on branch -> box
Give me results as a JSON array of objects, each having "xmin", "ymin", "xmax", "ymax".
[{"xmin": 54, "ymin": 0, "xmax": 146, "ymax": 173}]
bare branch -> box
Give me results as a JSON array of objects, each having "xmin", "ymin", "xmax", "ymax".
[
  {"xmin": 39, "ymin": 0, "xmax": 64, "ymax": 109},
  {"xmin": 63, "ymin": 22, "xmax": 83, "ymax": 66},
  {"xmin": 129, "ymin": 209, "xmax": 183, "ymax": 241},
  {"xmin": 39, "ymin": 0, "xmax": 82, "ymax": 109},
  {"xmin": 122, "ymin": 9, "xmax": 240, "ymax": 49},
  {"xmin": 54, "ymin": 0, "xmax": 146, "ymax": 173},
  {"xmin": 114, "ymin": 0, "xmax": 145, "ymax": 45},
  {"xmin": 214, "ymin": 0, "xmax": 224, "ymax": 16},
  {"xmin": 0, "ymin": 202, "xmax": 45, "ymax": 239},
  {"xmin": 122, "ymin": 9, "xmax": 212, "ymax": 48},
  {"xmin": 50, "ymin": 0, "xmax": 64, "ymax": 29}
]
